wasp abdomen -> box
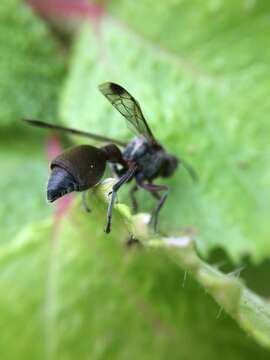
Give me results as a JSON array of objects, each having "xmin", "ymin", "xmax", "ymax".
[
  {"xmin": 47, "ymin": 166, "xmax": 78, "ymax": 202},
  {"xmin": 47, "ymin": 145, "xmax": 107, "ymax": 202}
]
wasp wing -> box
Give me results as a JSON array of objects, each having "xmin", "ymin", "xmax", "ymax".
[
  {"xmin": 99, "ymin": 82, "xmax": 158, "ymax": 144},
  {"xmin": 23, "ymin": 118, "xmax": 127, "ymax": 147}
]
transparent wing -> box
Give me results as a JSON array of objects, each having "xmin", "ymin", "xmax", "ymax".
[
  {"xmin": 23, "ymin": 118, "xmax": 127, "ymax": 147},
  {"xmin": 99, "ymin": 82, "xmax": 157, "ymax": 143}
]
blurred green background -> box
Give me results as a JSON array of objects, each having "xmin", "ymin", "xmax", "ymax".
[{"xmin": 1, "ymin": 0, "xmax": 270, "ymax": 359}]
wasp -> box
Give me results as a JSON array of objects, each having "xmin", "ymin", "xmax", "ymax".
[{"xmin": 24, "ymin": 82, "xmax": 197, "ymax": 233}]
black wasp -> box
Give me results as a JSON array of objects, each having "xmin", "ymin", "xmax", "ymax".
[{"xmin": 24, "ymin": 82, "xmax": 197, "ymax": 233}]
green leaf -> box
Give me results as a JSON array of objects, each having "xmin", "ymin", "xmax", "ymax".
[
  {"xmin": 0, "ymin": 0, "xmax": 65, "ymax": 243},
  {"xmin": 1, "ymin": 186, "xmax": 270, "ymax": 359},
  {"xmin": 0, "ymin": 0, "xmax": 65, "ymax": 128},
  {"xmin": 148, "ymin": 236, "xmax": 270, "ymax": 349},
  {"xmin": 60, "ymin": 3, "xmax": 270, "ymax": 263},
  {"xmin": 0, "ymin": 132, "xmax": 52, "ymax": 244}
]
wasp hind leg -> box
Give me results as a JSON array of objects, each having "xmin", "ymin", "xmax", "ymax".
[
  {"xmin": 151, "ymin": 189, "xmax": 169, "ymax": 232},
  {"xmin": 82, "ymin": 191, "xmax": 91, "ymax": 213},
  {"xmin": 136, "ymin": 180, "xmax": 169, "ymax": 233},
  {"xmin": 129, "ymin": 184, "xmax": 139, "ymax": 213},
  {"xmin": 105, "ymin": 165, "xmax": 137, "ymax": 234}
]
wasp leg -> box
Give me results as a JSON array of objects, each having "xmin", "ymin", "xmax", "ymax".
[
  {"xmin": 109, "ymin": 163, "xmax": 127, "ymax": 179},
  {"xmin": 105, "ymin": 165, "xmax": 137, "ymax": 234},
  {"xmin": 82, "ymin": 191, "xmax": 91, "ymax": 213},
  {"xmin": 150, "ymin": 191, "xmax": 161, "ymax": 201},
  {"xmin": 151, "ymin": 190, "xmax": 168, "ymax": 232},
  {"xmin": 109, "ymin": 163, "xmax": 119, "ymax": 179},
  {"xmin": 136, "ymin": 181, "xmax": 169, "ymax": 233},
  {"xmin": 129, "ymin": 184, "xmax": 139, "ymax": 213}
]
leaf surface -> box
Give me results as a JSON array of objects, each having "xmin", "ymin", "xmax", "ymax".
[
  {"xmin": 0, "ymin": 0, "xmax": 65, "ymax": 128},
  {"xmin": 1, "ymin": 185, "xmax": 270, "ymax": 358},
  {"xmin": 60, "ymin": 3, "xmax": 270, "ymax": 262},
  {"xmin": 0, "ymin": 0, "xmax": 65, "ymax": 243}
]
